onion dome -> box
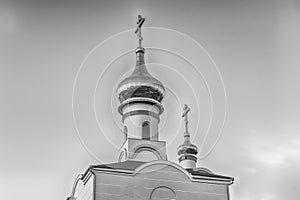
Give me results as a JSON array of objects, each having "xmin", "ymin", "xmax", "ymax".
[
  {"xmin": 116, "ymin": 47, "xmax": 165, "ymax": 104},
  {"xmin": 177, "ymin": 135, "xmax": 199, "ymax": 156}
]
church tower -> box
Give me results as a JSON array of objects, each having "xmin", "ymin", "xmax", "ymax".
[{"xmin": 116, "ymin": 15, "xmax": 167, "ymax": 162}]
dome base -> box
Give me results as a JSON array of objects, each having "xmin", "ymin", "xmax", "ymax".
[{"xmin": 118, "ymin": 97, "xmax": 164, "ymax": 115}]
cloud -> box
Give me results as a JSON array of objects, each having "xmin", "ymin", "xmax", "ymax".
[
  {"xmin": 244, "ymin": 130, "xmax": 300, "ymax": 167},
  {"xmin": 230, "ymin": 130, "xmax": 300, "ymax": 200}
]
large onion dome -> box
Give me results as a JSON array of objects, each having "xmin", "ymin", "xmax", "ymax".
[{"xmin": 116, "ymin": 47, "xmax": 165, "ymax": 104}]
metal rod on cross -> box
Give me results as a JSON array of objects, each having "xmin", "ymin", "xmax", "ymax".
[{"xmin": 134, "ymin": 15, "xmax": 145, "ymax": 47}]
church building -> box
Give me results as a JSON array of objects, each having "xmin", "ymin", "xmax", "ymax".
[{"xmin": 67, "ymin": 15, "xmax": 234, "ymax": 200}]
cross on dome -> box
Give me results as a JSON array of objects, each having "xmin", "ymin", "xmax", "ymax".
[
  {"xmin": 134, "ymin": 15, "xmax": 145, "ymax": 47},
  {"xmin": 182, "ymin": 104, "xmax": 191, "ymax": 134}
]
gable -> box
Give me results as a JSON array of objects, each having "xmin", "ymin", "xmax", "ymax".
[{"xmin": 91, "ymin": 160, "xmax": 231, "ymax": 200}]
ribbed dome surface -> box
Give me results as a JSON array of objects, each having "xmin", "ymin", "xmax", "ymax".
[{"xmin": 117, "ymin": 48, "xmax": 165, "ymax": 103}]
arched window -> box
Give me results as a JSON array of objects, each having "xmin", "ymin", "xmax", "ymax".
[
  {"xmin": 124, "ymin": 126, "xmax": 128, "ymax": 141},
  {"xmin": 142, "ymin": 121, "xmax": 150, "ymax": 140},
  {"xmin": 150, "ymin": 186, "xmax": 176, "ymax": 200}
]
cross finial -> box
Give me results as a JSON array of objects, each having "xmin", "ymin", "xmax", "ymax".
[
  {"xmin": 134, "ymin": 15, "xmax": 145, "ymax": 47},
  {"xmin": 182, "ymin": 104, "xmax": 191, "ymax": 133}
]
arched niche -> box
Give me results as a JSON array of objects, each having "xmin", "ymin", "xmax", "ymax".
[{"xmin": 133, "ymin": 146, "xmax": 161, "ymax": 162}]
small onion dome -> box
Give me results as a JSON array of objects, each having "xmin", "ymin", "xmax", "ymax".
[
  {"xmin": 116, "ymin": 47, "xmax": 165, "ymax": 104},
  {"xmin": 177, "ymin": 132, "xmax": 198, "ymax": 156},
  {"xmin": 177, "ymin": 140, "xmax": 198, "ymax": 155}
]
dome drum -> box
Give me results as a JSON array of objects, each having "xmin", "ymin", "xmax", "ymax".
[{"xmin": 178, "ymin": 154, "xmax": 198, "ymax": 163}]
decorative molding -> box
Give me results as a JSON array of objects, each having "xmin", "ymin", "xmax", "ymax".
[
  {"xmin": 122, "ymin": 110, "xmax": 160, "ymax": 122},
  {"xmin": 178, "ymin": 154, "xmax": 197, "ymax": 162},
  {"xmin": 132, "ymin": 145, "xmax": 162, "ymax": 160},
  {"xmin": 118, "ymin": 148, "xmax": 128, "ymax": 162},
  {"xmin": 134, "ymin": 160, "xmax": 192, "ymax": 180},
  {"xmin": 118, "ymin": 97, "xmax": 164, "ymax": 115}
]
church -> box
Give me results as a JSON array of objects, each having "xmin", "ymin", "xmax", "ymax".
[{"xmin": 67, "ymin": 15, "xmax": 234, "ymax": 200}]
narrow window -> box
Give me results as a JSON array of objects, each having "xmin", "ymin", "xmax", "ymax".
[
  {"xmin": 142, "ymin": 121, "xmax": 150, "ymax": 140},
  {"xmin": 124, "ymin": 126, "xmax": 128, "ymax": 141}
]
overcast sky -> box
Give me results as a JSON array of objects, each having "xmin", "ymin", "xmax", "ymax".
[{"xmin": 1, "ymin": 0, "xmax": 300, "ymax": 200}]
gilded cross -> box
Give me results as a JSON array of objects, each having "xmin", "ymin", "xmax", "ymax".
[
  {"xmin": 182, "ymin": 104, "xmax": 191, "ymax": 133},
  {"xmin": 134, "ymin": 15, "xmax": 145, "ymax": 47}
]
